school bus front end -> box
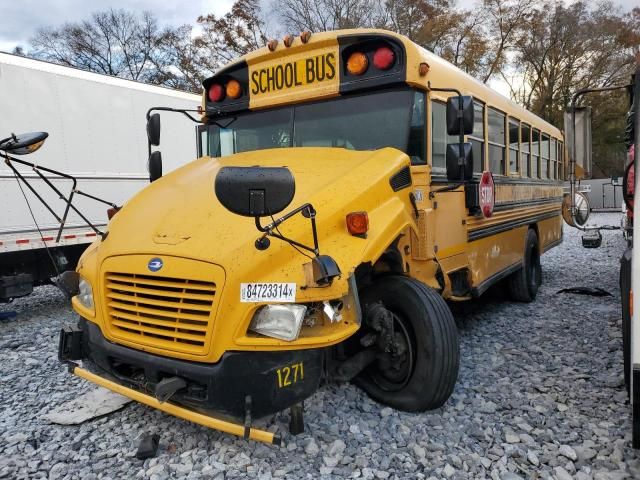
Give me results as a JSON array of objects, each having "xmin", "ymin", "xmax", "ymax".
[{"xmin": 58, "ymin": 28, "xmax": 565, "ymax": 443}]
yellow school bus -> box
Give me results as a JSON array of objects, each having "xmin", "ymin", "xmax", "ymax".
[{"xmin": 59, "ymin": 29, "xmax": 565, "ymax": 444}]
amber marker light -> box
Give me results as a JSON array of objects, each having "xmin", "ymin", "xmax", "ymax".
[
  {"xmin": 347, "ymin": 52, "xmax": 368, "ymax": 75},
  {"xmin": 300, "ymin": 31, "xmax": 311, "ymax": 43},
  {"xmin": 283, "ymin": 34, "xmax": 294, "ymax": 47},
  {"xmin": 226, "ymin": 79, "xmax": 242, "ymax": 99},
  {"xmin": 267, "ymin": 39, "xmax": 278, "ymax": 51},
  {"xmin": 419, "ymin": 62, "xmax": 430, "ymax": 76},
  {"xmin": 346, "ymin": 211, "xmax": 369, "ymax": 236}
]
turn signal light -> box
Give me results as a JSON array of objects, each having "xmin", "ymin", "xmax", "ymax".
[
  {"xmin": 226, "ymin": 79, "xmax": 242, "ymax": 99},
  {"xmin": 208, "ymin": 84, "xmax": 224, "ymax": 102},
  {"xmin": 373, "ymin": 46, "xmax": 394, "ymax": 70},
  {"xmin": 347, "ymin": 52, "xmax": 368, "ymax": 75},
  {"xmin": 346, "ymin": 211, "xmax": 369, "ymax": 236}
]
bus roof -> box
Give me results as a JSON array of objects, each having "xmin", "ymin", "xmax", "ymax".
[{"xmin": 204, "ymin": 28, "xmax": 563, "ymax": 139}]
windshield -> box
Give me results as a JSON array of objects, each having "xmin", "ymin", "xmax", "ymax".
[{"xmin": 204, "ymin": 88, "xmax": 426, "ymax": 163}]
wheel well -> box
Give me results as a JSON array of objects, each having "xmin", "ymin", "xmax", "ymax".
[{"xmin": 354, "ymin": 238, "xmax": 405, "ymax": 289}]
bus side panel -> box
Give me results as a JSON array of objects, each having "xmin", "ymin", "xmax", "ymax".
[
  {"xmin": 538, "ymin": 214, "xmax": 563, "ymax": 252},
  {"xmin": 467, "ymin": 226, "xmax": 527, "ymax": 288}
]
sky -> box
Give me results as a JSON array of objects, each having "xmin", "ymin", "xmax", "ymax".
[
  {"xmin": 1, "ymin": 0, "xmax": 637, "ymax": 52},
  {"xmin": 0, "ymin": 0, "xmax": 235, "ymax": 52}
]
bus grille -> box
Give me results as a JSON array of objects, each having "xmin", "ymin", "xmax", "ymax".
[{"xmin": 104, "ymin": 272, "xmax": 216, "ymax": 354}]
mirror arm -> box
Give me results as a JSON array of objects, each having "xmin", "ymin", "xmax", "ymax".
[
  {"xmin": 2, "ymin": 151, "xmax": 113, "ymax": 240},
  {"xmin": 146, "ymin": 107, "xmax": 202, "ymax": 124},
  {"xmin": 254, "ymin": 203, "xmax": 320, "ymax": 256},
  {"xmin": 428, "ymin": 83, "xmax": 467, "ymax": 181}
]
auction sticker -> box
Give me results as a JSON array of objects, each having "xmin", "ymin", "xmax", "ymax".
[{"xmin": 240, "ymin": 283, "xmax": 296, "ymax": 303}]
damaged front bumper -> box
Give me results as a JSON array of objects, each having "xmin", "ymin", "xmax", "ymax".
[{"xmin": 59, "ymin": 318, "xmax": 325, "ymax": 444}]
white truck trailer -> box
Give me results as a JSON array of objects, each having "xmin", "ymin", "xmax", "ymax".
[{"xmin": 0, "ymin": 52, "xmax": 201, "ymax": 301}]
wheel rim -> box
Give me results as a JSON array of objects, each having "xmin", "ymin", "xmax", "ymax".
[{"xmin": 367, "ymin": 311, "xmax": 415, "ymax": 392}]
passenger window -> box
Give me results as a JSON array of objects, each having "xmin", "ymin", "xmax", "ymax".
[
  {"xmin": 531, "ymin": 128, "xmax": 540, "ymax": 178},
  {"xmin": 550, "ymin": 137, "xmax": 557, "ymax": 180},
  {"xmin": 521, "ymin": 124, "xmax": 531, "ymax": 177},
  {"xmin": 488, "ymin": 108, "xmax": 506, "ymax": 175},
  {"xmin": 558, "ymin": 142, "xmax": 564, "ymax": 179},
  {"xmin": 508, "ymin": 119, "xmax": 520, "ymax": 174},
  {"xmin": 408, "ymin": 91, "xmax": 426, "ymax": 165},
  {"xmin": 430, "ymin": 100, "xmax": 456, "ymax": 171},
  {"xmin": 469, "ymin": 102, "xmax": 485, "ymax": 173},
  {"xmin": 541, "ymin": 134, "xmax": 550, "ymax": 179}
]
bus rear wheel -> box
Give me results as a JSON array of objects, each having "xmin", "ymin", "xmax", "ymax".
[
  {"xmin": 508, "ymin": 228, "xmax": 541, "ymax": 302},
  {"xmin": 355, "ymin": 276, "xmax": 459, "ymax": 411}
]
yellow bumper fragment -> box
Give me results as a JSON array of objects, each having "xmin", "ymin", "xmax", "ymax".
[{"xmin": 73, "ymin": 366, "xmax": 280, "ymax": 445}]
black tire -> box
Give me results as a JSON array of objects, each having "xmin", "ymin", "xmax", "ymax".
[
  {"xmin": 355, "ymin": 275, "xmax": 459, "ymax": 411},
  {"xmin": 508, "ymin": 228, "xmax": 542, "ymax": 302},
  {"xmin": 621, "ymin": 247, "xmax": 633, "ymax": 396}
]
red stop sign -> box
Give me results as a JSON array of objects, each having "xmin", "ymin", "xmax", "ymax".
[{"xmin": 479, "ymin": 171, "xmax": 495, "ymax": 218}]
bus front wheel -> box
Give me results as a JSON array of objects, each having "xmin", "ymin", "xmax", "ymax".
[
  {"xmin": 508, "ymin": 228, "xmax": 542, "ymax": 302},
  {"xmin": 354, "ymin": 276, "xmax": 459, "ymax": 412}
]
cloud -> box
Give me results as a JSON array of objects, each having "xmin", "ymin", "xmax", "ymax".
[{"xmin": 0, "ymin": 0, "xmax": 234, "ymax": 51}]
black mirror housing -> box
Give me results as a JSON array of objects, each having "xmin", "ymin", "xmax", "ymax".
[
  {"xmin": 1, "ymin": 132, "xmax": 49, "ymax": 155},
  {"xmin": 215, "ymin": 166, "xmax": 296, "ymax": 217},
  {"xmin": 312, "ymin": 255, "xmax": 341, "ymax": 286},
  {"xmin": 148, "ymin": 151, "xmax": 162, "ymax": 182},
  {"xmin": 446, "ymin": 142, "xmax": 473, "ymax": 182},
  {"xmin": 446, "ymin": 96, "xmax": 474, "ymax": 136},
  {"xmin": 147, "ymin": 114, "xmax": 161, "ymax": 146}
]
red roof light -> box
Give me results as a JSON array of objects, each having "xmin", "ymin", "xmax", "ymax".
[
  {"xmin": 208, "ymin": 84, "xmax": 225, "ymax": 102},
  {"xmin": 373, "ymin": 46, "xmax": 395, "ymax": 70}
]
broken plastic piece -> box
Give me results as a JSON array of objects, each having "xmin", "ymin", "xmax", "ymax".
[
  {"xmin": 154, "ymin": 376, "xmax": 187, "ymax": 403},
  {"xmin": 136, "ymin": 433, "xmax": 160, "ymax": 460}
]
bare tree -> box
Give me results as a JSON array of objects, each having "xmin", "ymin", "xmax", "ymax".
[
  {"xmin": 481, "ymin": 0, "xmax": 536, "ymax": 82},
  {"xmin": 276, "ymin": 0, "xmax": 387, "ymax": 32},
  {"xmin": 197, "ymin": 0, "xmax": 271, "ymax": 68},
  {"xmin": 31, "ymin": 9, "xmax": 161, "ymax": 82}
]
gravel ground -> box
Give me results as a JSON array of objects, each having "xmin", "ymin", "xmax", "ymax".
[{"xmin": 1, "ymin": 212, "xmax": 639, "ymax": 480}]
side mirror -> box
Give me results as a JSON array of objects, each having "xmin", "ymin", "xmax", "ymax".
[
  {"xmin": 446, "ymin": 143, "xmax": 473, "ymax": 182},
  {"xmin": 147, "ymin": 113, "xmax": 161, "ymax": 147},
  {"xmin": 446, "ymin": 96, "xmax": 474, "ymax": 136},
  {"xmin": 148, "ymin": 151, "xmax": 162, "ymax": 182},
  {"xmin": 0, "ymin": 132, "xmax": 48, "ymax": 155},
  {"xmin": 215, "ymin": 166, "xmax": 295, "ymax": 217},
  {"xmin": 564, "ymin": 107, "xmax": 592, "ymax": 180},
  {"xmin": 562, "ymin": 192, "xmax": 591, "ymax": 228}
]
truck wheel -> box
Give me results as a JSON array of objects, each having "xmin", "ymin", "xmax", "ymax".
[
  {"xmin": 508, "ymin": 229, "xmax": 541, "ymax": 302},
  {"xmin": 621, "ymin": 247, "xmax": 632, "ymax": 396},
  {"xmin": 355, "ymin": 276, "xmax": 459, "ymax": 411}
]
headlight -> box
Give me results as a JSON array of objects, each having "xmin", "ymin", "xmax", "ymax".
[
  {"xmin": 77, "ymin": 277, "xmax": 94, "ymax": 311},
  {"xmin": 249, "ymin": 304, "xmax": 307, "ymax": 341}
]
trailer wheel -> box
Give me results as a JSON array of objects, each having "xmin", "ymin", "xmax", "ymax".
[
  {"xmin": 508, "ymin": 229, "xmax": 541, "ymax": 302},
  {"xmin": 355, "ymin": 276, "xmax": 459, "ymax": 411}
]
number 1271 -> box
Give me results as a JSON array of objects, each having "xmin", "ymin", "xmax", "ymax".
[{"xmin": 276, "ymin": 362, "xmax": 304, "ymax": 388}]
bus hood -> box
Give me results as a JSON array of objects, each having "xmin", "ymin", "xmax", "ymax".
[{"xmin": 99, "ymin": 147, "xmax": 414, "ymax": 298}]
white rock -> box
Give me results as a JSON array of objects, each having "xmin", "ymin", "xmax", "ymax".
[
  {"xmin": 559, "ymin": 445, "xmax": 578, "ymax": 462},
  {"xmin": 443, "ymin": 464, "xmax": 456, "ymax": 477},
  {"xmin": 305, "ymin": 439, "xmax": 320, "ymax": 456},
  {"xmin": 555, "ymin": 466, "xmax": 574, "ymax": 480}
]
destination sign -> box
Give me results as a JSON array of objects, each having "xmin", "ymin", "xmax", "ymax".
[{"xmin": 249, "ymin": 51, "xmax": 337, "ymax": 97}]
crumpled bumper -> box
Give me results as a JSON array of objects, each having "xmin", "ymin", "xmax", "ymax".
[{"xmin": 59, "ymin": 318, "xmax": 325, "ymax": 444}]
